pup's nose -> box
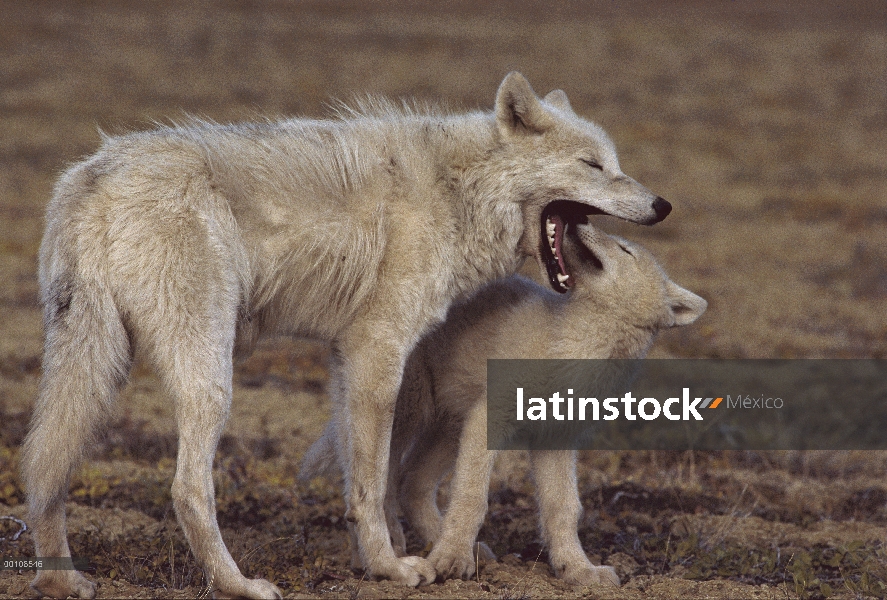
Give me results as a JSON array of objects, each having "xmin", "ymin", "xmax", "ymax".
[{"xmin": 652, "ymin": 197, "xmax": 672, "ymax": 221}]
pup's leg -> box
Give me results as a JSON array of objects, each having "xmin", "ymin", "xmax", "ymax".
[
  {"xmin": 427, "ymin": 400, "xmax": 496, "ymax": 580},
  {"xmin": 22, "ymin": 280, "xmax": 131, "ymax": 599},
  {"xmin": 332, "ymin": 335, "xmax": 435, "ymax": 586},
  {"xmin": 383, "ymin": 428, "xmax": 409, "ymax": 558},
  {"xmin": 400, "ymin": 422, "xmax": 497, "ymax": 563},
  {"xmin": 530, "ymin": 450, "xmax": 619, "ymax": 586},
  {"xmin": 398, "ymin": 422, "xmax": 457, "ymax": 545},
  {"xmin": 383, "ymin": 365, "xmax": 440, "ymax": 559}
]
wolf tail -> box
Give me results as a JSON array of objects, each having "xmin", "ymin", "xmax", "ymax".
[
  {"xmin": 298, "ymin": 421, "xmax": 342, "ymax": 482},
  {"xmin": 21, "ymin": 238, "xmax": 132, "ymax": 567}
]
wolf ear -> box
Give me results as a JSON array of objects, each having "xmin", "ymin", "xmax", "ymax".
[
  {"xmin": 543, "ymin": 89, "xmax": 573, "ymax": 113},
  {"xmin": 496, "ymin": 72, "xmax": 554, "ymax": 136},
  {"xmin": 666, "ymin": 281, "xmax": 707, "ymax": 327}
]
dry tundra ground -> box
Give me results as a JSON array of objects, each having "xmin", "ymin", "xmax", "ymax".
[{"xmin": 0, "ymin": 1, "xmax": 886, "ymax": 598}]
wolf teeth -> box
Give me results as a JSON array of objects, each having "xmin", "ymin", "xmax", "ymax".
[
  {"xmin": 546, "ymin": 218, "xmax": 557, "ymax": 253},
  {"xmin": 556, "ymin": 273, "xmax": 569, "ymax": 283},
  {"xmin": 546, "ymin": 220, "xmax": 556, "ymax": 236}
]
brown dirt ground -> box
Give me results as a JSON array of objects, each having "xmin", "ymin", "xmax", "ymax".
[{"xmin": 1, "ymin": 1, "xmax": 886, "ymax": 598}]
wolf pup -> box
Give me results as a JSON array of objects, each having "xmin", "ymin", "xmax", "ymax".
[
  {"xmin": 302, "ymin": 222, "xmax": 706, "ymax": 586},
  {"xmin": 22, "ymin": 72, "xmax": 670, "ymax": 598}
]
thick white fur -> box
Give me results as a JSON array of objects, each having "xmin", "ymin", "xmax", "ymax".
[
  {"xmin": 22, "ymin": 72, "xmax": 669, "ymax": 598},
  {"xmin": 301, "ymin": 223, "xmax": 707, "ymax": 586}
]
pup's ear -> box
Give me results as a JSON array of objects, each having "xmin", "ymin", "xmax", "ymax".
[
  {"xmin": 496, "ymin": 72, "xmax": 554, "ymax": 136},
  {"xmin": 543, "ymin": 89, "xmax": 573, "ymax": 113},
  {"xmin": 666, "ymin": 281, "xmax": 707, "ymax": 327}
]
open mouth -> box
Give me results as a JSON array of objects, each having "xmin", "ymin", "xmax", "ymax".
[{"xmin": 540, "ymin": 200, "xmax": 601, "ymax": 293}]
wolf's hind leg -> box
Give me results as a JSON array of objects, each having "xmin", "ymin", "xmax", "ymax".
[
  {"xmin": 115, "ymin": 206, "xmax": 280, "ymax": 598},
  {"xmin": 145, "ymin": 310, "xmax": 282, "ymax": 599},
  {"xmin": 530, "ymin": 450, "xmax": 619, "ymax": 586},
  {"xmin": 21, "ymin": 277, "xmax": 132, "ymax": 599}
]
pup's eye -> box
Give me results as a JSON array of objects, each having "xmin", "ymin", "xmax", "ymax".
[
  {"xmin": 617, "ymin": 243, "xmax": 633, "ymax": 256},
  {"xmin": 580, "ymin": 158, "xmax": 603, "ymax": 171}
]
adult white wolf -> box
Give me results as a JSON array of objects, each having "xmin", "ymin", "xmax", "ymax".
[
  {"xmin": 301, "ymin": 222, "xmax": 706, "ymax": 586},
  {"xmin": 22, "ymin": 72, "xmax": 670, "ymax": 598}
]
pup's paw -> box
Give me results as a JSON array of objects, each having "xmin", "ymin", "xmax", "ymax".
[
  {"xmin": 31, "ymin": 571, "xmax": 96, "ymax": 599},
  {"xmin": 428, "ymin": 543, "xmax": 476, "ymax": 580},
  {"xmin": 561, "ymin": 564, "xmax": 620, "ymax": 587},
  {"xmin": 212, "ymin": 577, "xmax": 283, "ymax": 599},
  {"xmin": 370, "ymin": 555, "xmax": 435, "ymax": 586}
]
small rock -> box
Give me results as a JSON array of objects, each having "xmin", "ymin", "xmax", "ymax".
[
  {"xmin": 605, "ymin": 551, "xmax": 640, "ymax": 580},
  {"xmin": 7, "ymin": 579, "xmax": 29, "ymax": 596},
  {"xmin": 500, "ymin": 553, "xmax": 523, "ymax": 567}
]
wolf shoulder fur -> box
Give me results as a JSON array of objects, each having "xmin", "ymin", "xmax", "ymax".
[{"xmin": 23, "ymin": 72, "xmax": 670, "ymax": 598}]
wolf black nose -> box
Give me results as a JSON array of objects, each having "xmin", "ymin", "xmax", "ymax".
[{"xmin": 652, "ymin": 197, "xmax": 672, "ymax": 221}]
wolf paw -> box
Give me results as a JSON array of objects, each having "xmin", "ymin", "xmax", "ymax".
[
  {"xmin": 561, "ymin": 564, "xmax": 620, "ymax": 587},
  {"xmin": 31, "ymin": 571, "xmax": 96, "ymax": 599},
  {"xmin": 211, "ymin": 577, "xmax": 282, "ymax": 599},
  {"xmin": 428, "ymin": 543, "xmax": 476, "ymax": 580},
  {"xmin": 370, "ymin": 555, "xmax": 435, "ymax": 586}
]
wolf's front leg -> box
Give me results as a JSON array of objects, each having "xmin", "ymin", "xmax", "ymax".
[
  {"xmin": 334, "ymin": 337, "xmax": 435, "ymax": 586},
  {"xmin": 530, "ymin": 450, "xmax": 619, "ymax": 586}
]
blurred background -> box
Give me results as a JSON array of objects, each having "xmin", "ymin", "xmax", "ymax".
[
  {"xmin": 0, "ymin": 1, "xmax": 885, "ymax": 597},
  {"xmin": 2, "ymin": 1, "xmax": 884, "ymax": 364}
]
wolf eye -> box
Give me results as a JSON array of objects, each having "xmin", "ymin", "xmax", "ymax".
[{"xmin": 580, "ymin": 158, "xmax": 603, "ymax": 171}]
